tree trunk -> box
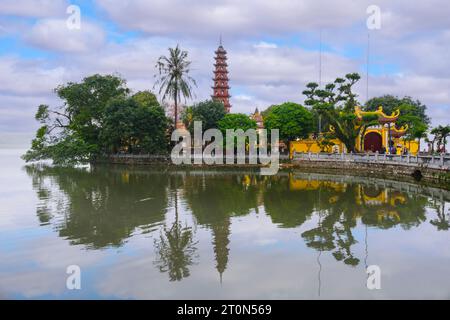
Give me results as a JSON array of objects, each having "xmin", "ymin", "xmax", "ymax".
[{"xmin": 174, "ymin": 96, "xmax": 178, "ymax": 129}]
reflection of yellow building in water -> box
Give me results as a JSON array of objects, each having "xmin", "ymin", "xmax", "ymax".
[
  {"xmin": 288, "ymin": 174, "xmax": 407, "ymax": 224},
  {"xmin": 290, "ymin": 106, "xmax": 419, "ymax": 156}
]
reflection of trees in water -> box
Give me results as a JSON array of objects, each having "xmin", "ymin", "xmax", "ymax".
[
  {"xmin": 301, "ymin": 186, "xmax": 360, "ymax": 266},
  {"xmin": 25, "ymin": 165, "xmax": 169, "ymax": 249},
  {"xmin": 263, "ymin": 176, "xmax": 315, "ymax": 228},
  {"xmin": 273, "ymin": 176, "xmax": 432, "ymax": 267},
  {"xmin": 183, "ymin": 173, "xmax": 263, "ymax": 282},
  {"xmin": 429, "ymin": 196, "xmax": 449, "ymax": 231},
  {"xmin": 154, "ymin": 219, "xmax": 198, "ymax": 282},
  {"xmin": 25, "ymin": 165, "xmax": 447, "ymax": 280},
  {"xmin": 154, "ymin": 176, "xmax": 199, "ymax": 282}
]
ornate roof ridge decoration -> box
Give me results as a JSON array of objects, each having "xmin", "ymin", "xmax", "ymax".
[
  {"xmin": 354, "ymin": 106, "xmax": 400, "ymax": 123},
  {"xmin": 390, "ymin": 124, "xmax": 408, "ymax": 138}
]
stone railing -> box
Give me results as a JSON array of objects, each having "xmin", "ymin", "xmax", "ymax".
[{"xmin": 292, "ymin": 152, "xmax": 450, "ymax": 171}]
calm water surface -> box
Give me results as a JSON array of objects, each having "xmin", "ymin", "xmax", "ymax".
[{"xmin": 0, "ymin": 149, "xmax": 449, "ymax": 299}]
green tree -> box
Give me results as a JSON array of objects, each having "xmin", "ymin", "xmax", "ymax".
[
  {"xmin": 155, "ymin": 45, "xmax": 197, "ymax": 126},
  {"xmin": 23, "ymin": 74, "xmax": 129, "ymax": 165},
  {"xmin": 101, "ymin": 97, "xmax": 168, "ymax": 154},
  {"xmin": 263, "ymin": 102, "xmax": 314, "ymax": 149},
  {"xmin": 23, "ymin": 76, "xmax": 170, "ymax": 165},
  {"xmin": 218, "ymin": 113, "xmax": 257, "ymax": 132},
  {"xmin": 365, "ymin": 95, "xmax": 430, "ymax": 125},
  {"xmin": 218, "ymin": 113, "xmax": 257, "ymax": 152},
  {"xmin": 303, "ymin": 73, "xmax": 363, "ymax": 153},
  {"xmin": 182, "ymin": 100, "xmax": 226, "ymax": 133},
  {"xmin": 132, "ymin": 90, "xmax": 159, "ymax": 108},
  {"xmin": 431, "ymin": 125, "xmax": 450, "ymax": 153}
]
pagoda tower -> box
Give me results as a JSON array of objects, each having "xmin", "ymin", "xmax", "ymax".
[{"xmin": 212, "ymin": 39, "xmax": 231, "ymax": 112}]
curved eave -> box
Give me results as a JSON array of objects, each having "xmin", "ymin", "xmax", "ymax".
[
  {"xmin": 355, "ymin": 106, "xmax": 400, "ymax": 123},
  {"xmin": 390, "ymin": 125, "xmax": 409, "ymax": 138}
]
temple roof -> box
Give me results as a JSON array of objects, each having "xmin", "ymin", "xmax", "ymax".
[
  {"xmin": 355, "ymin": 106, "xmax": 400, "ymax": 124},
  {"xmin": 390, "ymin": 125, "xmax": 408, "ymax": 138},
  {"xmin": 251, "ymin": 108, "xmax": 264, "ymax": 128},
  {"xmin": 215, "ymin": 46, "xmax": 227, "ymax": 54}
]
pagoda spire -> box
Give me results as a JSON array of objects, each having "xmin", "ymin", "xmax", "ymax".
[{"xmin": 212, "ymin": 40, "xmax": 231, "ymax": 112}]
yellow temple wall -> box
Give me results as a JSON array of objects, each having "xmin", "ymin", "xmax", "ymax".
[
  {"xmin": 290, "ymin": 128, "xmax": 419, "ymax": 156},
  {"xmin": 394, "ymin": 139, "xmax": 419, "ymax": 155},
  {"xmin": 290, "ymin": 139, "xmax": 345, "ymax": 155}
]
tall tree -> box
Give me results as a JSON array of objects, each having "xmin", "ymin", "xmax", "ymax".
[
  {"xmin": 23, "ymin": 74, "xmax": 129, "ymax": 165},
  {"xmin": 431, "ymin": 125, "xmax": 450, "ymax": 153},
  {"xmin": 155, "ymin": 45, "xmax": 197, "ymax": 127},
  {"xmin": 303, "ymin": 73, "xmax": 363, "ymax": 153}
]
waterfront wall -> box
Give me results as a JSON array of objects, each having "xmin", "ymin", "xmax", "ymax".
[
  {"xmin": 291, "ymin": 152, "xmax": 450, "ymax": 185},
  {"xmin": 94, "ymin": 153, "xmax": 450, "ymax": 185}
]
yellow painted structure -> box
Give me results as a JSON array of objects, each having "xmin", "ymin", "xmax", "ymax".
[{"xmin": 290, "ymin": 106, "xmax": 419, "ymax": 156}]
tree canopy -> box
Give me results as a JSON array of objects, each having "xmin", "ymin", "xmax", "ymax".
[
  {"xmin": 182, "ymin": 100, "xmax": 226, "ymax": 133},
  {"xmin": 218, "ymin": 113, "xmax": 257, "ymax": 133},
  {"xmin": 263, "ymin": 102, "xmax": 313, "ymax": 143},
  {"xmin": 365, "ymin": 95, "xmax": 430, "ymax": 125},
  {"xmin": 155, "ymin": 45, "xmax": 197, "ymax": 126},
  {"xmin": 23, "ymin": 74, "xmax": 170, "ymax": 165},
  {"xmin": 304, "ymin": 73, "xmax": 371, "ymax": 153}
]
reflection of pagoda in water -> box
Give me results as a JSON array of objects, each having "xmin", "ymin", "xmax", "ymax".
[{"xmin": 212, "ymin": 220, "xmax": 230, "ymax": 284}]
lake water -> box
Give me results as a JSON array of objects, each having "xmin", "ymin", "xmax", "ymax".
[{"xmin": 0, "ymin": 149, "xmax": 449, "ymax": 299}]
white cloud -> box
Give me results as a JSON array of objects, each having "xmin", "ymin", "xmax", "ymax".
[
  {"xmin": 0, "ymin": 0, "xmax": 68, "ymax": 18},
  {"xmin": 25, "ymin": 18, "xmax": 106, "ymax": 53},
  {"xmin": 253, "ymin": 41, "xmax": 277, "ymax": 49},
  {"xmin": 0, "ymin": 57, "xmax": 67, "ymax": 96},
  {"xmin": 1, "ymin": 0, "xmax": 450, "ymax": 145},
  {"xmin": 96, "ymin": 0, "xmax": 367, "ymax": 37}
]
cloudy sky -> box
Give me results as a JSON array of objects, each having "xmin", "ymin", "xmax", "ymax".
[{"xmin": 1, "ymin": 0, "xmax": 449, "ymax": 147}]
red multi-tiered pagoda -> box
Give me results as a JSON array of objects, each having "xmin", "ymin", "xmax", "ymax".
[{"xmin": 212, "ymin": 41, "xmax": 231, "ymax": 113}]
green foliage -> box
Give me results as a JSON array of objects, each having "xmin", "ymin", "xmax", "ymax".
[
  {"xmin": 102, "ymin": 97, "xmax": 168, "ymax": 154},
  {"xmin": 155, "ymin": 45, "xmax": 197, "ymax": 125},
  {"xmin": 23, "ymin": 132, "xmax": 98, "ymax": 166},
  {"xmin": 132, "ymin": 90, "xmax": 159, "ymax": 108},
  {"xmin": 365, "ymin": 96, "xmax": 430, "ymax": 143},
  {"xmin": 23, "ymin": 74, "xmax": 170, "ymax": 165},
  {"xmin": 217, "ymin": 113, "xmax": 257, "ymax": 133},
  {"xmin": 182, "ymin": 100, "xmax": 226, "ymax": 133},
  {"xmin": 303, "ymin": 73, "xmax": 363, "ymax": 152},
  {"xmin": 365, "ymin": 95, "xmax": 430, "ymax": 125},
  {"xmin": 218, "ymin": 113, "xmax": 258, "ymax": 150},
  {"xmin": 56, "ymin": 74, "xmax": 129, "ymax": 146},
  {"xmin": 431, "ymin": 125, "xmax": 450, "ymax": 153},
  {"xmin": 263, "ymin": 102, "xmax": 314, "ymax": 143}
]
